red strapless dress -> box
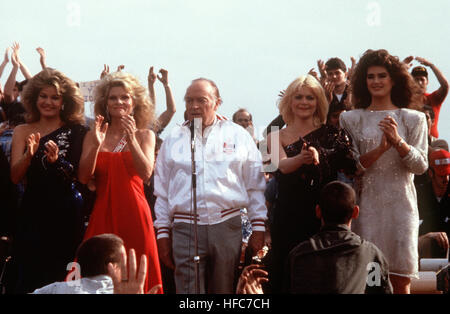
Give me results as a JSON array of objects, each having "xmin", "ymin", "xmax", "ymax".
[{"xmin": 83, "ymin": 151, "xmax": 163, "ymax": 293}]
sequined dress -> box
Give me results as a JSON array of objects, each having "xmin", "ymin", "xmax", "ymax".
[
  {"xmin": 269, "ymin": 124, "xmax": 356, "ymax": 293},
  {"xmin": 14, "ymin": 124, "xmax": 88, "ymax": 293},
  {"xmin": 340, "ymin": 108, "xmax": 428, "ymax": 278}
]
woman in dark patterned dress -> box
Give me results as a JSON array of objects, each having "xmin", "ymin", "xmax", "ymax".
[
  {"xmin": 10, "ymin": 68, "xmax": 87, "ymax": 293},
  {"xmin": 266, "ymin": 74, "xmax": 356, "ymax": 293}
]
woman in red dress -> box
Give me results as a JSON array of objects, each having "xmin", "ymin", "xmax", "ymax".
[{"xmin": 78, "ymin": 71, "xmax": 162, "ymax": 293}]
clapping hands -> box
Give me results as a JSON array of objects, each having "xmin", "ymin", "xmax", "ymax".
[
  {"xmin": 92, "ymin": 115, "xmax": 108, "ymax": 147},
  {"xmin": 25, "ymin": 132, "xmax": 40, "ymax": 159}
]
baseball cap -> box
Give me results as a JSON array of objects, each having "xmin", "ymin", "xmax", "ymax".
[
  {"xmin": 429, "ymin": 149, "xmax": 450, "ymax": 176},
  {"xmin": 411, "ymin": 66, "xmax": 428, "ymax": 78}
]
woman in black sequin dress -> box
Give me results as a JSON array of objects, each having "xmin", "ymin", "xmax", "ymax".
[
  {"xmin": 266, "ymin": 75, "xmax": 356, "ymax": 293},
  {"xmin": 10, "ymin": 68, "xmax": 88, "ymax": 293}
]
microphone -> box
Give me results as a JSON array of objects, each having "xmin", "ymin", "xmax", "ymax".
[{"xmin": 190, "ymin": 119, "xmax": 195, "ymax": 145}]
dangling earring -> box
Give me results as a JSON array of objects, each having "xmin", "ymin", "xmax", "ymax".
[{"xmin": 61, "ymin": 104, "xmax": 65, "ymax": 111}]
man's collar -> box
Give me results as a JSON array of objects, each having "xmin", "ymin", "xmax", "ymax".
[{"xmin": 320, "ymin": 223, "xmax": 352, "ymax": 232}]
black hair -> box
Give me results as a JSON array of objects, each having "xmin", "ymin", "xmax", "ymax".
[
  {"xmin": 325, "ymin": 58, "xmax": 347, "ymax": 73},
  {"xmin": 318, "ymin": 181, "xmax": 356, "ymax": 224}
]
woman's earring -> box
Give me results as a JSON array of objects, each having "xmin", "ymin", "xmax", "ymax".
[{"xmin": 61, "ymin": 104, "xmax": 65, "ymax": 111}]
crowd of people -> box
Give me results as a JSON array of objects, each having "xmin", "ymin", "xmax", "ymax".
[{"xmin": 0, "ymin": 44, "xmax": 449, "ymax": 295}]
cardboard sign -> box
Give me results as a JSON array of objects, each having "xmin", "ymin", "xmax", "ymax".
[{"xmin": 79, "ymin": 80, "xmax": 100, "ymax": 103}]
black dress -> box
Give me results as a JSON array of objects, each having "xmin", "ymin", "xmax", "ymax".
[
  {"xmin": 14, "ymin": 124, "xmax": 88, "ymax": 293},
  {"xmin": 268, "ymin": 124, "xmax": 356, "ymax": 293}
]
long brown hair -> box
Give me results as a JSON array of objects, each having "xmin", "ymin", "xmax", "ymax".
[
  {"xmin": 351, "ymin": 49, "xmax": 419, "ymax": 109},
  {"xmin": 21, "ymin": 68, "xmax": 85, "ymax": 125}
]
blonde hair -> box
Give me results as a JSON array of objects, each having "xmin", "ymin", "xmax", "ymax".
[
  {"xmin": 21, "ymin": 68, "xmax": 85, "ymax": 125},
  {"xmin": 94, "ymin": 72, "xmax": 155, "ymax": 129},
  {"xmin": 278, "ymin": 75, "xmax": 328, "ymax": 126}
]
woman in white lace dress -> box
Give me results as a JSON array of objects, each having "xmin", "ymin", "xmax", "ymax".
[{"xmin": 340, "ymin": 49, "xmax": 428, "ymax": 294}]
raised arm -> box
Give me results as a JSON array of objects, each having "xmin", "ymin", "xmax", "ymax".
[
  {"xmin": 416, "ymin": 57, "xmax": 449, "ymax": 103},
  {"xmin": 155, "ymin": 68, "xmax": 176, "ymax": 132},
  {"xmin": 4, "ymin": 48, "xmax": 20, "ymax": 104},
  {"xmin": 267, "ymin": 130, "xmax": 318, "ymax": 174},
  {"xmin": 78, "ymin": 115, "xmax": 108, "ymax": 184},
  {"xmin": 100, "ymin": 64, "xmax": 110, "ymax": 80},
  {"xmin": 147, "ymin": 66, "xmax": 156, "ymax": 105},
  {"xmin": 36, "ymin": 47, "xmax": 47, "ymax": 70},
  {"xmin": 0, "ymin": 48, "xmax": 10, "ymax": 79},
  {"xmin": 10, "ymin": 126, "xmax": 40, "ymax": 184},
  {"xmin": 12, "ymin": 42, "xmax": 32, "ymax": 80}
]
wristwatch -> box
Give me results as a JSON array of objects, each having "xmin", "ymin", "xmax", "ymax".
[{"xmin": 397, "ymin": 138, "xmax": 404, "ymax": 148}]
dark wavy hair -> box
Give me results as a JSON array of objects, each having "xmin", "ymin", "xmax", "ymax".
[
  {"xmin": 351, "ymin": 49, "xmax": 419, "ymax": 109},
  {"xmin": 21, "ymin": 68, "xmax": 85, "ymax": 125}
]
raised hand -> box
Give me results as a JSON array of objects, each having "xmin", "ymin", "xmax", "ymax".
[
  {"xmin": 25, "ymin": 132, "xmax": 41, "ymax": 158},
  {"xmin": 100, "ymin": 64, "xmax": 110, "ymax": 79},
  {"xmin": 93, "ymin": 115, "xmax": 108, "ymax": 147},
  {"xmin": 317, "ymin": 59, "xmax": 328, "ymax": 80},
  {"xmin": 3, "ymin": 47, "xmax": 10, "ymax": 64},
  {"xmin": 278, "ymin": 89, "xmax": 286, "ymax": 98},
  {"xmin": 308, "ymin": 68, "xmax": 320, "ymax": 81},
  {"xmin": 148, "ymin": 66, "xmax": 157, "ymax": 85},
  {"xmin": 121, "ymin": 114, "xmax": 137, "ymax": 143},
  {"xmin": 36, "ymin": 47, "xmax": 47, "ymax": 69},
  {"xmin": 347, "ymin": 56, "xmax": 356, "ymax": 81},
  {"xmin": 44, "ymin": 140, "xmax": 59, "ymax": 163},
  {"xmin": 36, "ymin": 47, "xmax": 45, "ymax": 58},
  {"xmin": 323, "ymin": 80, "xmax": 335, "ymax": 103},
  {"xmin": 157, "ymin": 68, "xmax": 169, "ymax": 86},
  {"xmin": 415, "ymin": 56, "xmax": 432, "ymax": 67},
  {"xmin": 402, "ymin": 56, "xmax": 414, "ymax": 69},
  {"xmin": 108, "ymin": 248, "xmax": 148, "ymax": 294},
  {"xmin": 11, "ymin": 42, "xmax": 21, "ymax": 64},
  {"xmin": 116, "ymin": 65, "xmax": 125, "ymax": 72}
]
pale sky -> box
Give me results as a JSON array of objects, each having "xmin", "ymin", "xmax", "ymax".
[{"xmin": 2, "ymin": 0, "xmax": 450, "ymax": 141}]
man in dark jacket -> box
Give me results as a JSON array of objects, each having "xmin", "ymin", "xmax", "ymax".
[{"xmin": 286, "ymin": 181, "xmax": 392, "ymax": 294}]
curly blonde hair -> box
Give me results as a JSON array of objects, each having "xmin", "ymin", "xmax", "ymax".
[
  {"xmin": 278, "ymin": 75, "xmax": 328, "ymax": 126},
  {"xmin": 21, "ymin": 68, "xmax": 85, "ymax": 125},
  {"xmin": 94, "ymin": 72, "xmax": 155, "ymax": 129}
]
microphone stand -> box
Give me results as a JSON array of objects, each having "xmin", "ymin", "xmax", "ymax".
[{"xmin": 190, "ymin": 119, "xmax": 200, "ymax": 294}]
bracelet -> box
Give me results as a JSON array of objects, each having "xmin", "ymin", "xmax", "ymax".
[{"xmin": 397, "ymin": 138, "xmax": 404, "ymax": 148}]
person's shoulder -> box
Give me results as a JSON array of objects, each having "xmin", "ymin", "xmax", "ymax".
[
  {"xmin": 68, "ymin": 123, "xmax": 89, "ymax": 134},
  {"xmin": 31, "ymin": 282, "xmax": 61, "ymax": 294},
  {"xmin": 399, "ymin": 108, "xmax": 427, "ymax": 123},
  {"xmin": 341, "ymin": 109, "xmax": 364, "ymax": 119},
  {"xmin": 360, "ymin": 237, "xmax": 389, "ymax": 262},
  {"xmin": 12, "ymin": 123, "xmax": 33, "ymax": 137},
  {"xmin": 288, "ymin": 237, "xmax": 315, "ymax": 259},
  {"xmin": 136, "ymin": 128, "xmax": 155, "ymax": 137}
]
